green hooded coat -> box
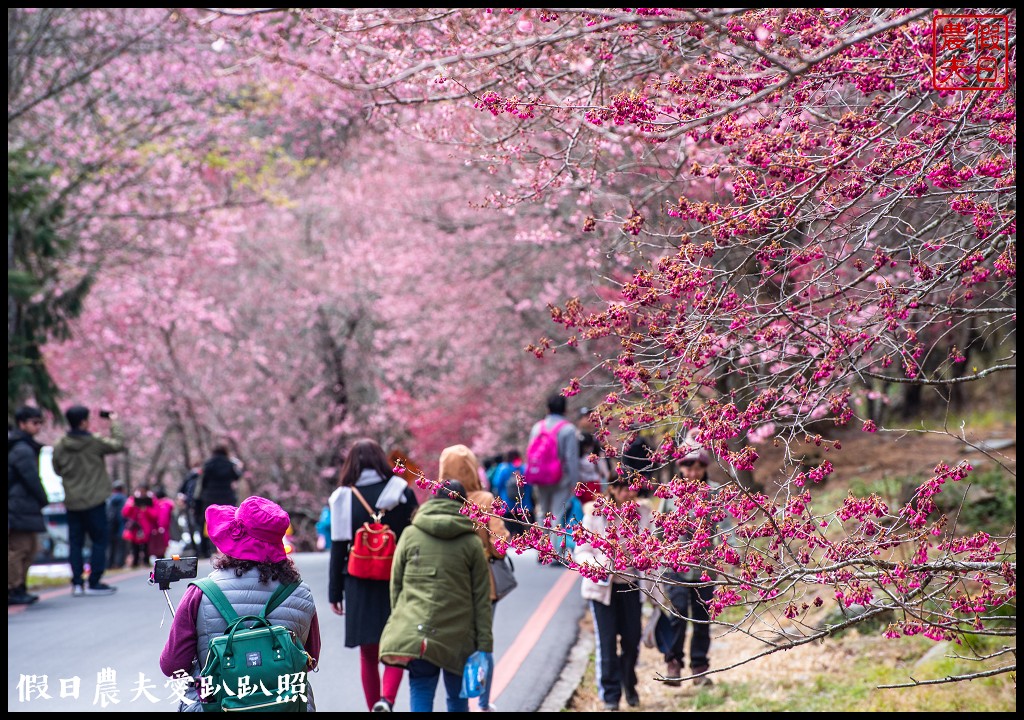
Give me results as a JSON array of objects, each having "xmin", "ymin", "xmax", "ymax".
[{"xmin": 378, "ymin": 496, "xmax": 493, "ymax": 675}]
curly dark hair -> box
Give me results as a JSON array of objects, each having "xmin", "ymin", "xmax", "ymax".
[{"xmin": 212, "ymin": 555, "xmax": 302, "ymax": 585}]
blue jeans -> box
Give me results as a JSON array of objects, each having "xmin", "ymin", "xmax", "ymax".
[
  {"xmin": 67, "ymin": 502, "xmax": 109, "ymax": 587},
  {"xmin": 407, "ymin": 659, "xmax": 467, "ymax": 713},
  {"xmin": 532, "ymin": 483, "xmax": 574, "ymax": 557}
]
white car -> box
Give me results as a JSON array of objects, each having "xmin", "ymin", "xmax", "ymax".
[{"xmin": 36, "ymin": 446, "xmax": 70, "ymax": 564}]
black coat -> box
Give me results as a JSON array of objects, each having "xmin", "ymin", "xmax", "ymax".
[
  {"xmin": 328, "ymin": 478, "xmax": 419, "ymax": 647},
  {"xmin": 177, "ymin": 470, "xmax": 200, "ymax": 507},
  {"xmin": 199, "ymin": 455, "xmax": 241, "ymax": 505},
  {"xmin": 8, "ymin": 430, "xmax": 48, "ymax": 533}
]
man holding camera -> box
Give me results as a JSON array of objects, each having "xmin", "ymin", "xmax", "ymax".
[{"xmin": 53, "ymin": 405, "xmax": 127, "ymax": 596}]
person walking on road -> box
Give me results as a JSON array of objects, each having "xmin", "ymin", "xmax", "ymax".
[
  {"xmin": 379, "ymin": 478, "xmax": 494, "ymax": 713},
  {"xmin": 437, "ymin": 444, "xmax": 510, "ymax": 712},
  {"xmin": 573, "ymin": 474, "xmax": 654, "ymax": 710},
  {"xmin": 159, "ymin": 495, "xmax": 321, "ymax": 711},
  {"xmin": 196, "ymin": 443, "xmax": 244, "ymax": 558},
  {"xmin": 576, "ymin": 431, "xmax": 606, "ymax": 504},
  {"xmin": 105, "ymin": 481, "xmax": 128, "ymax": 569},
  {"xmin": 176, "ymin": 459, "xmax": 202, "ymax": 555},
  {"xmin": 493, "ymin": 449, "xmax": 532, "ymax": 536},
  {"xmin": 8, "ymin": 405, "xmax": 48, "ymax": 606},
  {"xmin": 53, "ymin": 405, "xmax": 126, "ymax": 596},
  {"xmin": 148, "ymin": 486, "xmax": 176, "ymax": 559},
  {"xmin": 122, "ymin": 484, "xmax": 155, "ymax": 568},
  {"xmin": 526, "ymin": 393, "xmax": 580, "ymax": 562},
  {"xmin": 658, "ymin": 442, "xmax": 719, "ymax": 687},
  {"xmin": 328, "ymin": 438, "xmax": 419, "ymax": 712}
]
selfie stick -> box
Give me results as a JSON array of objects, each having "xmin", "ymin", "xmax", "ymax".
[
  {"xmin": 161, "ymin": 588, "xmax": 177, "ymax": 617},
  {"xmin": 150, "ymin": 569, "xmax": 178, "ymax": 617},
  {"xmin": 149, "ymin": 572, "xmax": 178, "ymax": 617}
]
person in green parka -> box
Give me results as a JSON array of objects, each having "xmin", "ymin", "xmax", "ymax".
[{"xmin": 379, "ymin": 478, "xmax": 493, "ymax": 712}]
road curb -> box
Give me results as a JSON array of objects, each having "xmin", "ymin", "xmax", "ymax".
[{"xmin": 539, "ymin": 618, "xmax": 594, "ymax": 711}]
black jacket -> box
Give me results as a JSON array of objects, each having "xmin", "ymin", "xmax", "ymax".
[
  {"xmin": 8, "ymin": 430, "xmax": 48, "ymax": 533},
  {"xmin": 199, "ymin": 454, "xmax": 241, "ymax": 505},
  {"xmin": 177, "ymin": 470, "xmax": 200, "ymax": 507}
]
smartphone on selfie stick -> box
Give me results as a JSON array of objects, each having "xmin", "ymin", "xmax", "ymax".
[{"xmin": 150, "ymin": 556, "xmax": 199, "ymax": 617}]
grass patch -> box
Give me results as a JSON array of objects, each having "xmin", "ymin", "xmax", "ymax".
[
  {"xmin": 26, "ymin": 564, "xmax": 142, "ymax": 590},
  {"xmin": 813, "ymin": 465, "xmax": 1016, "ymax": 538},
  {"xmin": 691, "ymin": 686, "xmax": 728, "ymax": 709},
  {"xmin": 26, "ymin": 575, "xmax": 71, "ymax": 589},
  {"xmin": 566, "ymin": 597, "xmax": 1015, "ymax": 714},
  {"xmin": 691, "ymin": 633, "xmax": 1016, "ymax": 713},
  {"xmin": 847, "ymin": 474, "xmax": 908, "ymax": 502},
  {"xmin": 915, "ymin": 406, "xmax": 1018, "ymax": 433},
  {"xmin": 939, "ymin": 465, "xmax": 1017, "ymax": 533},
  {"xmin": 665, "ymin": 647, "xmax": 1015, "ymax": 712}
]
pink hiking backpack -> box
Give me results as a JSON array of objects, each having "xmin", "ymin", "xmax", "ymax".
[{"xmin": 525, "ymin": 420, "xmax": 569, "ymax": 486}]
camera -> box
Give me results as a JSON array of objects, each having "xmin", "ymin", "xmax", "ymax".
[
  {"xmin": 99, "ymin": 410, "xmax": 113, "ymax": 419},
  {"xmin": 151, "ymin": 556, "xmax": 199, "ymax": 590}
]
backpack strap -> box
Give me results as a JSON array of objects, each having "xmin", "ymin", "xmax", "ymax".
[
  {"xmin": 545, "ymin": 419, "xmax": 570, "ymax": 442},
  {"xmin": 191, "ymin": 578, "xmax": 239, "ymax": 625},
  {"xmin": 261, "ymin": 581, "xmax": 300, "ymax": 620},
  {"xmin": 351, "ymin": 486, "xmax": 383, "ymax": 522},
  {"xmin": 191, "ymin": 578, "xmax": 301, "ymax": 624}
]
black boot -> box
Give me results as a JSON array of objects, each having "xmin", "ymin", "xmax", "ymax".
[{"xmin": 8, "ymin": 588, "xmax": 39, "ymax": 605}]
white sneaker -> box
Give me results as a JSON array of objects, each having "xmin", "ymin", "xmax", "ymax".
[
  {"xmin": 371, "ymin": 699, "xmax": 392, "ymax": 712},
  {"xmin": 479, "ymin": 703, "xmax": 498, "ymax": 712},
  {"xmin": 71, "ymin": 584, "xmax": 85, "ymax": 597},
  {"xmin": 85, "ymin": 583, "xmax": 117, "ymax": 596}
]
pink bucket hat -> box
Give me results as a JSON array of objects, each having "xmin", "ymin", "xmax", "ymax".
[{"xmin": 205, "ymin": 496, "xmax": 290, "ymax": 563}]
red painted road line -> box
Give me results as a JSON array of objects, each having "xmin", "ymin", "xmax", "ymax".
[
  {"xmin": 8, "ymin": 568, "xmax": 151, "ymax": 615},
  {"xmin": 488, "ymin": 568, "xmax": 579, "ymax": 707}
]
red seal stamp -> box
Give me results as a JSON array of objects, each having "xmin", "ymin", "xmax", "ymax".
[{"xmin": 932, "ymin": 13, "xmax": 1009, "ymax": 91}]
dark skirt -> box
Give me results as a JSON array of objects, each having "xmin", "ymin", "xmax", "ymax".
[{"xmin": 344, "ymin": 575, "xmax": 393, "ymax": 648}]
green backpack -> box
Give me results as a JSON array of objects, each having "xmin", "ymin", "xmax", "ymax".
[{"xmin": 191, "ymin": 578, "xmax": 312, "ymax": 712}]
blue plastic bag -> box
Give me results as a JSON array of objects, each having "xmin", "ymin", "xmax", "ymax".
[
  {"xmin": 560, "ymin": 496, "xmax": 584, "ymax": 551},
  {"xmin": 460, "ymin": 651, "xmax": 493, "ymax": 699}
]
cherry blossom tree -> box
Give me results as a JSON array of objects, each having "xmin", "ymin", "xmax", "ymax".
[
  {"xmin": 199, "ymin": 7, "xmax": 1016, "ymax": 683},
  {"xmin": 42, "ymin": 134, "xmax": 602, "ymax": 510},
  {"xmin": 21, "ymin": 7, "xmax": 1014, "ymax": 682},
  {"xmin": 21, "ymin": 10, "xmax": 604, "ymax": 534},
  {"xmin": 8, "ymin": 7, "xmax": 314, "ymax": 422}
]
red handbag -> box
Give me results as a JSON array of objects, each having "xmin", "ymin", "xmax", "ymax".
[{"xmin": 346, "ymin": 487, "xmax": 397, "ymax": 581}]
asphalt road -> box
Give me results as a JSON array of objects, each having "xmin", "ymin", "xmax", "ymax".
[{"xmin": 8, "ymin": 550, "xmax": 586, "ymax": 713}]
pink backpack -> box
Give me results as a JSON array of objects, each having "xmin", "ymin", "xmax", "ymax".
[{"xmin": 525, "ymin": 420, "xmax": 569, "ymax": 486}]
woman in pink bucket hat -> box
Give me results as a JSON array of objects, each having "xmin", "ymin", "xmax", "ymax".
[{"xmin": 159, "ymin": 496, "xmax": 322, "ymax": 711}]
